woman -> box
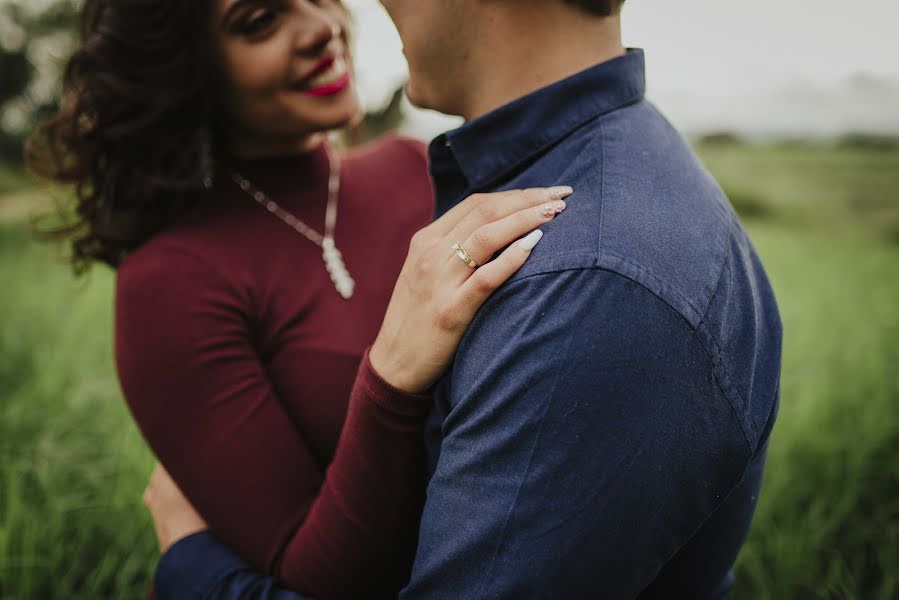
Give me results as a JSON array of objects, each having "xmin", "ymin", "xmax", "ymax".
[{"xmin": 27, "ymin": 0, "xmax": 571, "ymax": 598}]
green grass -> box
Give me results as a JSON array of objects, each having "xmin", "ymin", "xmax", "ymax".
[
  {"xmin": 697, "ymin": 143, "xmax": 899, "ymax": 600},
  {"xmin": 699, "ymin": 143, "xmax": 899, "ymax": 239},
  {"xmin": 730, "ymin": 226, "xmax": 899, "ymax": 599},
  {"xmin": 1, "ymin": 143, "xmax": 898, "ymax": 598},
  {"xmin": 0, "ymin": 222, "xmax": 157, "ymax": 599}
]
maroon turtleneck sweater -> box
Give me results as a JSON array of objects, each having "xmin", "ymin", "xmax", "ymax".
[{"xmin": 114, "ymin": 135, "xmax": 434, "ymax": 598}]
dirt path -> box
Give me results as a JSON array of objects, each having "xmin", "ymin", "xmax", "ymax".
[{"xmin": 0, "ymin": 187, "xmax": 53, "ymax": 223}]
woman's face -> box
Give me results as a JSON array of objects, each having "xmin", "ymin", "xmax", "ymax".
[{"xmin": 214, "ymin": 0, "xmax": 358, "ymax": 156}]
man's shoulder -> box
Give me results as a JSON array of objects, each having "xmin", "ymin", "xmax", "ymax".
[
  {"xmin": 512, "ymin": 100, "xmax": 740, "ymax": 328},
  {"xmin": 498, "ymin": 102, "xmax": 782, "ymax": 451}
]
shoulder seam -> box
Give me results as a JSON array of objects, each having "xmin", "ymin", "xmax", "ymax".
[
  {"xmin": 508, "ymin": 250, "xmax": 705, "ymax": 325},
  {"xmin": 694, "ymin": 229, "xmax": 759, "ymax": 450},
  {"xmin": 597, "ymin": 119, "xmax": 606, "ymax": 259},
  {"xmin": 499, "ymin": 266, "xmax": 756, "ymax": 454}
]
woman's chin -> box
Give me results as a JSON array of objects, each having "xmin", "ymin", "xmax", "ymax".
[
  {"xmin": 286, "ymin": 97, "xmax": 362, "ymax": 134},
  {"xmin": 323, "ymin": 105, "xmax": 363, "ymax": 131}
]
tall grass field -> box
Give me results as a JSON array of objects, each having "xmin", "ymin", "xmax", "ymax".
[{"xmin": 1, "ymin": 142, "xmax": 898, "ymax": 599}]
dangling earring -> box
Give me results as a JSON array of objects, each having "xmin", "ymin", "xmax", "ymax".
[{"xmin": 200, "ymin": 130, "xmax": 214, "ymax": 190}]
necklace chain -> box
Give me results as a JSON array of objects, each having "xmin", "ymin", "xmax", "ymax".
[{"xmin": 230, "ymin": 145, "xmax": 356, "ymax": 299}]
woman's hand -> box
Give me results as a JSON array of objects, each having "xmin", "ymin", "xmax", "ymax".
[
  {"xmin": 143, "ymin": 463, "xmax": 208, "ymax": 554},
  {"xmin": 369, "ymin": 186, "xmax": 572, "ymax": 393}
]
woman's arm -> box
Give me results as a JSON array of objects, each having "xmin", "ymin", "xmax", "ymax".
[
  {"xmin": 117, "ymin": 245, "xmax": 430, "ymax": 598},
  {"xmin": 126, "ymin": 186, "xmax": 570, "ymax": 598}
]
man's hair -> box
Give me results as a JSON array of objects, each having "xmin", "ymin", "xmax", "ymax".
[{"xmin": 564, "ymin": 0, "xmax": 625, "ymax": 16}]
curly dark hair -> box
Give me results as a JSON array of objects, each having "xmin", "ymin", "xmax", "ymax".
[
  {"xmin": 26, "ymin": 0, "xmax": 220, "ymax": 273},
  {"xmin": 564, "ymin": 0, "xmax": 626, "ymax": 16}
]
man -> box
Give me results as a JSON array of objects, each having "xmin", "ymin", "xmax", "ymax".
[{"xmin": 148, "ymin": 0, "xmax": 782, "ymax": 597}]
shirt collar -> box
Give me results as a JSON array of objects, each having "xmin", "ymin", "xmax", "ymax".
[{"xmin": 429, "ymin": 48, "xmax": 646, "ymax": 194}]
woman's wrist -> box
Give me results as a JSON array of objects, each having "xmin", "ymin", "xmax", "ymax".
[{"xmin": 368, "ymin": 340, "xmax": 427, "ymax": 395}]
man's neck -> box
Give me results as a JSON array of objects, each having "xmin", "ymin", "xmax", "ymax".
[{"xmin": 460, "ymin": 10, "xmax": 624, "ymax": 121}]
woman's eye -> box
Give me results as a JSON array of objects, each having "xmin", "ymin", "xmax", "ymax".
[{"xmin": 238, "ymin": 10, "xmax": 277, "ymax": 36}]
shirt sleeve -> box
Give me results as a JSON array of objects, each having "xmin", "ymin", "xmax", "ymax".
[
  {"xmin": 400, "ymin": 268, "xmax": 752, "ymax": 598},
  {"xmin": 155, "ymin": 532, "xmax": 310, "ymax": 600},
  {"xmin": 116, "ymin": 244, "xmax": 430, "ymax": 599}
]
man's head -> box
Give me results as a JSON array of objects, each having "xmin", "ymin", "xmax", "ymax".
[{"xmin": 380, "ymin": 0, "xmax": 625, "ymax": 119}]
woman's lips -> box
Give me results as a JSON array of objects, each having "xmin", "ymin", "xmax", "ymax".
[
  {"xmin": 293, "ymin": 56, "xmax": 351, "ymax": 96},
  {"xmin": 304, "ymin": 56, "xmax": 336, "ymax": 81}
]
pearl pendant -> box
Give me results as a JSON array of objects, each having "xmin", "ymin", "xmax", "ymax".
[{"xmin": 322, "ymin": 238, "xmax": 355, "ymax": 299}]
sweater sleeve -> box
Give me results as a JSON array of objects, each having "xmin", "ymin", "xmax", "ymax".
[{"xmin": 115, "ymin": 243, "xmax": 430, "ymax": 599}]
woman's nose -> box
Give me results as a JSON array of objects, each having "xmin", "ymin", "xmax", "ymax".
[{"xmin": 295, "ymin": 10, "xmax": 341, "ymax": 53}]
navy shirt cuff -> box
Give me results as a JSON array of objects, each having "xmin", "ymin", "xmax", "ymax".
[{"xmin": 156, "ymin": 531, "xmax": 250, "ymax": 599}]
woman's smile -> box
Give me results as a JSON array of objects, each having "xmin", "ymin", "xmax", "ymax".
[{"xmin": 292, "ymin": 55, "xmax": 351, "ymax": 96}]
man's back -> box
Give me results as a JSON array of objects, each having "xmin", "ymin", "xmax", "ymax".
[{"xmin": 411, "ymin": 50, "xmax": 782, "ymax": 598}]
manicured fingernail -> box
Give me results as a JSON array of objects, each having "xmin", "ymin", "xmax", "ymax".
[
  {"xmin": 548, "ymin": 186, "xmax": 573, "ymax": 200},
  {"xmin": 519, "ymin": 229, "xmax": 544, "ymax": 251},
  {"xmin": 536, "ymin": 200, "xmax": 567, "ymax": 218}
]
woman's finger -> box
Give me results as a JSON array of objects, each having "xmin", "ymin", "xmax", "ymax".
[
  {"xmin": 445, "ymin": 199, "xmax": 566, "ymax": 282},
  {"xmin": 447, "ymin": 186, "xmax": 572, "ymax": 242},
  {"xmin": 453, "ymin": 229, "xmax": 545, "ymax": 318},
  {"xmin": 432, "ymin": 186, "xmax": 572, "ymax": 239}
]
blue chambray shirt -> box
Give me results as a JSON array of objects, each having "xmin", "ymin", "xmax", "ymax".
[{"xmin": 156, "ymin": 49, "xmax": 782, "ymax": 599}]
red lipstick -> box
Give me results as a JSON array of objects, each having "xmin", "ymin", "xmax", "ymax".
[
  {"xmin": 304, "ymin": 73, "xmax": 351, "ymax": 96},
  {"xmin": 294, "ymin": 55, "xmax": 351, "ymax": 96}
]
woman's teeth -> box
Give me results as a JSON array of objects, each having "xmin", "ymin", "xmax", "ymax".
[{"xmin": 303, "ymin": 57, "xmax": 347, "ymax": 90}]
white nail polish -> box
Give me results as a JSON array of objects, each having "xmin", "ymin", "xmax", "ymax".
[
  {"xmin": 536, "ymin": 200, "xmax": 567, "ymax": 218},
  {"xmin": 548, "ymin": 186, "xmax": 574, "ymax": 200},
  {"xmin": 519, "ymin": 229, "xmax": 544, "ymax": 252}
]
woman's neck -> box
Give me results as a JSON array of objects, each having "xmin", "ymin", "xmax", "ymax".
[{"xmin": 227, "ymin": 131, "xmax": 326, "ymax": 160}]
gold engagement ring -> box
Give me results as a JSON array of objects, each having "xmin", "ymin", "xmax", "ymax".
[{"xmin": 451, "ymin": 241, "xmax": 478, "ymax": 268}]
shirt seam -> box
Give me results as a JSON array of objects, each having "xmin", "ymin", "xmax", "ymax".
[
  {"xmin": 508, "ymin": 250, "xmax": 705, "ymax": 325},
  {"xmin": 498, "ymin": 265, "xmax": 756, "ymax": 454},
  {"xmin": 597, "ymin": 119, "xmax": 607, "ymax": 259},
  {"xmin": 693, "ymin": 232, "xmax": 760, "ymax": 450},
  {"xmin": 464, "ymin": 96, "xmax": 644, "ymax": 192},
  {"xmin": 473, "ymin": 268, "xmax": 754, "ymax": 593},
  {"xmin": 600, "ymin": 252, "xmax": 704, "ymax": 324}
]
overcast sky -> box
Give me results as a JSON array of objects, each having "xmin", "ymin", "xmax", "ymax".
[{"xmin": 345, "ymin": 0, "xmax": 899, "ymax": 138}]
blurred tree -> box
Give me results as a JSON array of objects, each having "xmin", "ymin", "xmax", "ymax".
[
  {"xmin": 696, "ymin": 131, "xmax": 744, "ymax": 147},
  {"xmin": 0, "ymin": 47, "xmax": 31, "ymax": 106},
  {"xmin": 0, "ymin": 0, "xmax": 78, "ymax": 163},
  {"xmin": 836, "ymin": 132, "xmax": 899, "ymax": 151}
]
